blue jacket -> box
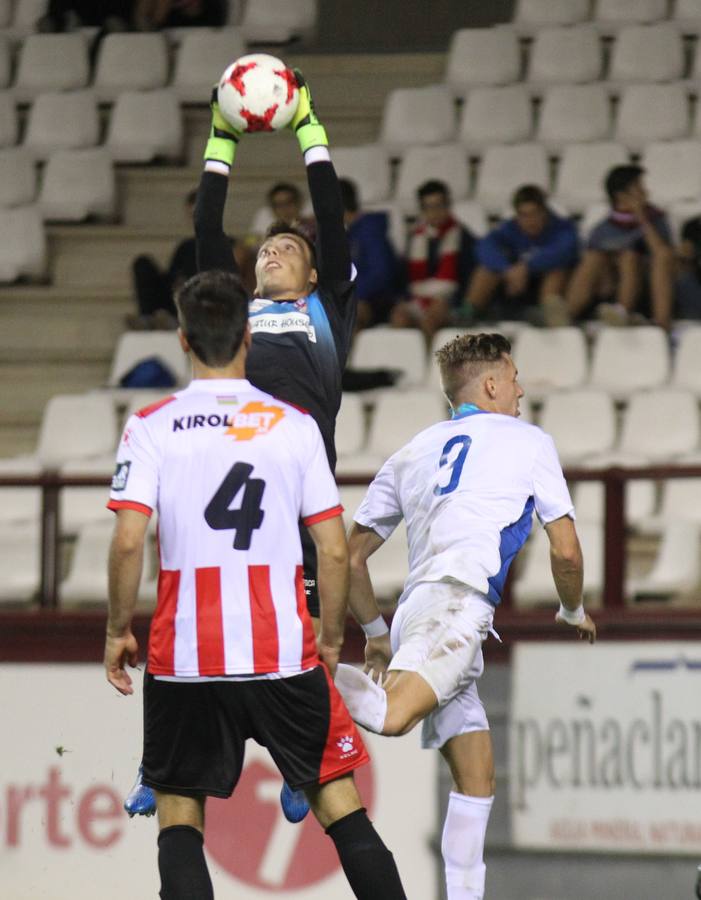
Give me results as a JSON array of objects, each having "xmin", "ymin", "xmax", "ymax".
[
  {"xmin": 347, "ymin": 211, "xmax": 398, "ymax": 302},
  {"xmin": 477, "ymin": 210, "xmax": 579, "ymax": 274}
]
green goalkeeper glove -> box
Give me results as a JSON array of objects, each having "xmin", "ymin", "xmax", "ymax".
[
  {"xmin": 289, "ymin": 69, "xmax": 328, "ymax": 154},
  {"xmin": 204, "ymin": 87, "xmax": 241, "ymax": 168}
]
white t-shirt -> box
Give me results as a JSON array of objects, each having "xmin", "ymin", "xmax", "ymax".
[
  {"xmin": 108, "ymin": 378, "xmax": 341, "ymax": 678},
  {"xmin": 354, "ymin": 407, "xmax": 574, "ymax": 605}
]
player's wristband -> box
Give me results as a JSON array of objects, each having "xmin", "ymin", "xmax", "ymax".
[
  {"xmin": 295, "ymin": 122, "xmax": 328, "ymax": 155},
  {"xmin": 362, "ymin": 615, "xmax": 389, "ymax": 638},
  {"xmin": 558, "ymin": 602, "xmax": 586, "ymax": 625}
]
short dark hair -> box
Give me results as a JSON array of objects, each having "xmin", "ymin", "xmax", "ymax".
[
  {"xmin": 435, "ymin": 333, "xmax": 512, "ymax": 403},
  {"xmin": 263, "ymin": 221, "xmax": 317, "ymax": 268},
  {"xmin": 512, "ymin": 184, "xmax": 547, "ymax": 210},
  {"xmin": 175, "ymin": 270, "xmax": 249, "ymax": 367},
  {"xmin": 339, "ymin": 177, "xmax": 359, "ymax": 214},
  {"xmin": 417, "ymin": 179, "xmax": 450, "ymax": 204},
  {"xmin": 267, "ymin": 181, "xmax": 302, "ymax": 206},
  {"xmin": 605, "ymin": 164, "xmax": 644, "ymax": 204}
]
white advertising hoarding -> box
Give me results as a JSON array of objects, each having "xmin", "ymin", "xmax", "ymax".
[
  {"xmin": 0, "ymin": 664, "xmax": 437, "ymax": 899},
  {"xmin": 511, "ymin": 642, "xmax": 701, "ymax": 855}
]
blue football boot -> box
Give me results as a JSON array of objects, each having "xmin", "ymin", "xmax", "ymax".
[
  {"xmin": 280, "ymin": 781, "xmax": 310, "ymax": 823},
  {"xmin": 124, "ymin": 765, "xmax": 156, "ymax": 817}
]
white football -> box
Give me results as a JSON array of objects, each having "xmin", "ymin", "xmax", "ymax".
[{"xmin": 217, "ymin": 53, "xmax": 300, "ymax": 133}]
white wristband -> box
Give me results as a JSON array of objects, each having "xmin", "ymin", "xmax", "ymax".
[
  {"xmin": 361, "ymin": 615, "xmax": 389, "ymax": 638},
  {"xmin": 558, "ymin": 602, "xmax": 586, "ymax": 625}
]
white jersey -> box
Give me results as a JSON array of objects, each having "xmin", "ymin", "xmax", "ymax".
[
  {"xmin": 354, "ymin": 406, "xmax": 574, "ymax": 606},
  {"xmin": 108, "ymin": 378, "xmax": 341, "ymax": 678}
]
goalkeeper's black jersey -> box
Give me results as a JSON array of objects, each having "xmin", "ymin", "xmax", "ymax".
[{"xmin": 195, "ymin": 162, "xmax": 356, "ymax": 472}]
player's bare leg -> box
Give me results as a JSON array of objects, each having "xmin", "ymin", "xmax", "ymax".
[
  {"xmin": 465, "ymin": 266, "xmax": 501, "ymax": 313},
  {"xmin": 335, "ymin": 664, "xmax": 438, "ymax": 736},
  {"xmin": 615, "ymin": 248, "xmax": 644, "ymax": 315},
  {"xmin": 565, "ymin": 249, "xmax": 608, "ymax": 319},
  {"xmin": 154, "ymin": 792, "xmax": 213, "ymax": 900},
  {"xmin": 648, "ymin": 243, "xmax": 674, "ymax": 329}
]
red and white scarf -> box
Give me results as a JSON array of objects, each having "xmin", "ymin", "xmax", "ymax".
[{"xmin": 407, "ymin": 215, "xmax": 462, "ymax": 303}]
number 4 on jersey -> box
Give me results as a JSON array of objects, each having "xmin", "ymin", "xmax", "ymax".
[{"xmin": 205, "ymin": 462, "xmax": 265, "ymax": 550}]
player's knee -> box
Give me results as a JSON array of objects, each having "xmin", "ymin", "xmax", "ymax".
[{"xmin": 381, "ymin": 703, "xmax": 417, "ymax": 737}]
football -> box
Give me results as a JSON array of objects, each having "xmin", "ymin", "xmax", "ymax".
[{"xmin": 217, "ymin": 53, "xmax": 300, "ymax": 134}]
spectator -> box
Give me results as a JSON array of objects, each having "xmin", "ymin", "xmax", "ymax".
[
  {"xmin": 37, "ymin": 0, "xmax": 133, "ymax": 32},
  {"xmin": 674, "ymin": 214, "xmax": 701, "ymax": 320},
  {"xmin": 465, "ymin": 184, "xmax": 578, "ymax": 327},
  {"xmin": 339, "ymin": 178, "xmax": 398, "ymax": 329},
  {"xmin": 248, "ymin": 182, "xmax": 316, "ymax": 248},
  {"xmin": 565, "ymin": 165, "xmax": 675, "ymax": 329},
  {"xmin": 391, "ymin": 180, "xmax": 476, "ymax": 339},
  {"xmin": 132, "ymin": 0, "xmax": 226, "ymax": 30}
]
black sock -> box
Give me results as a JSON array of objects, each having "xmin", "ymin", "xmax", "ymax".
[
  {"xmin": 158, "ymin": 825, "xmax": 213, "ymax": 900},
  {"xmin": 326, "ymin": 809, "xmax": 406, "ymax": 900}
]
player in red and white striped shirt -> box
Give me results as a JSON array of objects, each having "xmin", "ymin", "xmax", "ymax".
[{"xmin": 103, "ymin": 270, "xmax": 406, "ymax": 900}]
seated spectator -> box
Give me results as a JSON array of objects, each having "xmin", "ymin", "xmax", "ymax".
[
  {"xmin": 132, "ymin": 0, "xmax": 226, "ymax": 30},
  {"xmin": 248, "ymin": 182, "xmax": 316, "ymax": 249},
  {"xmin": 674, "ymin": 214, "xmax": 701, "ymax": 320},
  {"xmin": 391, "ymin": 180, "xmax": 476, "ymax": 339},
  {"xmin": 565, "ymin": 164, "xmax": 674, "ymax": 329},
  {"xmin": 339, "ymin": 178, "xmax": 398, "ymax": 329},
  {"xmin": 38, "ymin": 0, "xmax": 133, "ymax": 32},
  {"xmin": 465, "ymin": 184, "xmax": 578, "ymax": 327}
]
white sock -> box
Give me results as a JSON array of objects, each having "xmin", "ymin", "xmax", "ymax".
[
  {"xmin": 441, "ymin": 791, "xmax": 494, "ymax": 900},
  {"xmin": 334, "ymin": 663, "xmax": 387, "ymax": 733}
]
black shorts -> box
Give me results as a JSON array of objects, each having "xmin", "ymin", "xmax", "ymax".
[
  {"xmin": 142, "ymin": 666, "xmax": 369, "ymax": 798},
  {"xmin": 299, "ymin": 521, "xmax": 319, "ymax": 618}
]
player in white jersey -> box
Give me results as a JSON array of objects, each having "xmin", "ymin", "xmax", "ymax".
[
  {"xmin": 103, "ymin": 270, "xmax": 407, "ymax": 900},
  {"xmin": 334, "ymin": 332, "xmax": 596, "ymax": 900}
]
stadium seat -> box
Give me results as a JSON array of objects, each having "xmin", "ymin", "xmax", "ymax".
[
  {"xmin": 122, "ymin": 390, "xmax": 173, "ymax": 423},
  {"xmin": 0, "ymin": 91, "xmax": 17, "ymax": 147},
  {"xmin": 536, "ymin": 84, "xmax": 611, "ymax": 149},
  {"xmin": 335, "ymin": 393, "xmax": 366, "ymax": 462},
  {"xmin": 0, "ymin": 524, "xmax": 40, "ymax": 604},
  {"xmin": 36, "ymin": 393, "xmax": 118, "ymax": 469},
  {"xmin": 572, "ymin": 478, "xmax": 657, "ymax": 527},
  {"xmin": 14, "ymin": 33, "xmax": 90, "ymax": 102},
  {"xmin": 539, "ymin": 390, "xmax": 617, "ymax": 465},
  {"xmin": 394, "ymin": 143, "xmax": 468, "ymax": 214},
  {"xmin": 94, "ymin": 33, "xmax": 169, "ymax": 102},
  {"xmin": 0, "ymin": 205, "xmax": 46, "ymax": 282},
  {"xmin": 642, "ymin": 140, "xmax": 701, "ymax": 203},
  {"xmin": 458, "ymin": 85, "xmax": 533, "ymax": 150},
  {"xmin": 674, "ymin": 0, "xmax": 701, "ymax": 31},
  {"xmin": 0, "ymin": 455, "xmax": 41, "ymax": 526},
  {"xmin": 368, "ymin": 521, "xmax": 409, "ymax": 601},
  {"xmin": 240, "ymin": 0, "xmax": 318, "ymax": 43},
  {"xmin": 351, "ymin": 326, "xmax": 427, "ymax": 387},
  {"xmin": 553, "ymin": 142, "xmax": 629, "ymax": 213},
  {"xmin": 452, "ymin": 200, "xmax": 489, "ymax": 237},
  {"xmin": 512, "ymin": 327, "xmax": 589, "ymax": 401},
  {"xmin": 628, "ymin": 522, "xmax": 701, "ymax": 600},
  {"xmin": 0, "ymin": 0, "xmax": 12, "ymax": 28},
  {"xmin": 0, "ymin": 148, "xmax": 36, "ymax": 208},
  {"xmin": 513, "ymin": 0, "xmax": 591, "ymax": 31},
  {"xmin": 338, "ymin": 485, "xmax": 370, "ymax": 528},
  {"xmin": 595, "ymin": 0, "xmax": 669, "ymax": 27},
  {"xmin": 9, "ymin": 0, "xmax": 48, "ymax": 38},
  {"xmin": 527, "ymin": 26, "xmax": 603, "ymax": 85},
  {"xmin": 646, "ymin": 477, "xmax": 701, "ymax": 531},
  {"xmin": 589, "ymin": 326, "xmax": 670, "ymax": 399},
  {"xmin": 172, "ymin": 28, "xmax": 246, "ymax": 103},
  {"xmin": 445, "ymin": 28, "xmax": 520, "ymax": 94},
  {"xmin": 379, "ymin": 85, "xmax": 457, "ymax": 154},
  {"xmin": 106, "ymin": 89, "xmax": 183, "ymax": 163},
  {"xmin": 108, "ymin": 331, "xmax": 189, "ymax": 389},
  {"xmin": 608, "ymin": 25, "xmax": 684, "ymax": 82},
  {"xmin": 671, "ymin": 326, "xmax": 701, "ymax": 396},
  {"xmin": 474, "ymin": 144, "xmax": 549, "ymax": 215},
  {"xmin": 23, "ymin": 90, "xmax": 100, "ymax": 161},
  {"xmin": 38, "ymin": 148, "xmax": 116, "ymax": 221},
  {"xmin": 618, "ymin": 389, "xmax": 700, "ymax": 461},
  {"xmin": 331, "ymin": 144, "xmax": 392, "ymax": 204},
  {"xmin": 614, "ymin": 83, "xmax": 690, "ymax": 150},
  {"xmin": 0, "ymin": 34, "xmax": 10, "ymax": 89}
]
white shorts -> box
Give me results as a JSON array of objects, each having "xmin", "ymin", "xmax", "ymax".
[{"xmin": 388, "ymin": 581, "xmax": 495, "ymax": 750}]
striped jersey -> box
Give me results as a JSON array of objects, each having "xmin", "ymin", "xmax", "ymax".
[
  {"xmin": 108, "ymin": 378, "xmax": 342, "ymax": 678},
  {"xmin": 354, "ymin": 406, "xmax": 574, "ymax": 606}
]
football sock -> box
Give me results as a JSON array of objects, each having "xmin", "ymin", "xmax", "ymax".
[
  {"xmin": 441, "ymin": 791, "xmax": 494, "ymax": 900},
  {"xmin": 334, "ymin": 664, "xmax": 387, "ymax": 733},
  {"xmin": 158, "ymin": 825, "xmax": 213, "ymax": 900},
  {"xmin": 326, "ymin": 808, "xmax": 407, "ymax": 899}
]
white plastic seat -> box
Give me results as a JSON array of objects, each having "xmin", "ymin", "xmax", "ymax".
[
  {"xmin": 122, "ymin": 390, "xmax": 174, "ymax": 423},
  {"xmin": 9, "ymin": 0, "xmax": 49, "ymax": 38},
  {"xmin": 394, "ymin": 143, "xmax": 468, "ymax": 214},
  {"xmin": 108, "ymin": 332, "xmax": 189, "ymax": 389},
  {"xmin": 540, "ymin": 390, "xmax": 617, "ymax": 464},
  {"xmin": 338, "ymin": 485, "xmax": 370, "ymax": 528},
  {"xmin": 106, "ymin": 89, "xmax": 183, "ymax": 163},
  {"xmin": 172, "ymin": 28, "xmax": 245, "ymax": 103},
  {"xmin": 240, "ymin": 0, "xmax": 317, "ymax": 43},
  {"xmin": 379, "ymin": 85, "xmax": 457, "ymax": 153},
  {"xmin": 14, "ymin": 33, "xmax": 89, "ymax": 102},
  {"xmin": 474, "ymin": 144, "xmax": 549, "ymax": 215},
  {"xmin": 527, "ymin": 26, "xmax": 602, "ymax": 84},
  {"xmin": 672, "ymin": 326, "xmax": 701, "ymax": 396},
  {"xmin": 628, "ymin": 522, "xmax": 701, "ymax": 599},
  {"xmin": 335, "ymin": 393, "xmax": 366, "ymax": 460},
  {"xmin": 514, "ymin": 0, "xmax": 591, "ymax": 30},
  {"xmin": 0, "ymin": 205, "xmax": 46, "ymax": 282},
  {"xmin": 0, "ymin": 148, "xmax": 36, "ymax": 208},
  {"xmin": 675, "ymin": 0, "xmax": 701, "ymax": 28},
  {"xmin": 445, "ymin": 29, "xmax": 520, "ymax": 94},
  {"xmin": 642, "ymin": 140, "xmax": 701, "ymax": 203},
  {"xmin": 39, "ymin": 148, "xmax": 115, "ymax": 222},
  {"xmin": 36, "ymin": 393, "xmax": 118, "ymax": 469},
  {"xmin": 619, "ymin": 389, "xmax": 700, "ymax": 461},
  {"xmin": 537, "ymin": 84, "xmax": 611, "ymax": 148},
  {"xmin": 94, "ymin": 33, "xmax": 169, "ymax": 102},
  {"xmin": 332, "ymin": 144, "xmax": 391, "ymax": 204},
  {"xmin": 0, "ymin": 455, "xmax": 41, "ymax": 526},
  {"xmin": 512, "ymin": 327, "xmax": 589, "ymax": 401},
  {"xmin": 23, "ymin": 90, "xmax": 99, "ymax": 161},
  {"xmin": 0, "ymin": 0, "xmax": 12, "ymax": 28},
  {"xmin": 615, "ymin": 83, "xmax": 690, "ymax": 150},
  {"xmin": 368, "ymin": 521, "xmax": 409, "ymax": 601},
  {"xmin": 0, "ymin": 91, "xmax": 17, "ymax": 147},
  {"xmin": 0, "ymin": 35, "xmax": 10, "ymax": 89},
  {"xmin": 452, "ymin": 200, "xmax": 489, "ymax": 237},
  {"xmin": 458, "ymin": 85, "xmax": 533, "ymax": 150},
  {"xmin": 650, "ymin": 478, "xmax": 701, "ymax": 530},
  {"xmin": 572, "ymin": 478, "xmax": 657, "ymax": 527},
  {"xmin": 351, "ymin": 327, "xmax": 427, "ymax": 388},
  {"xmin": 608, "ymin": 25, "xmax": 684, "ymax": 82},
  {"xmin": 554, "ymin": 142, "xmax": 629, "ymax": 213},
  {"xmin": 596, "ymin": 0, "xmax": 669, "ymax": 27},
  {"xmin": 0, "ymin": 524, "xmax": 40, "ymax": 604},
  {"xmin": 589, "ymin": 326, "xmax": 670, "ymax": 399}
]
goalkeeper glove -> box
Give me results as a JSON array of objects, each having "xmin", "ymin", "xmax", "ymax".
[
  {"xmin": 289, "ymin": 69, "xmax": 328, "ymax": 155},
  {"xmin": 204, "ymin": 86, "xmax": 241, "ymax": 168}
]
